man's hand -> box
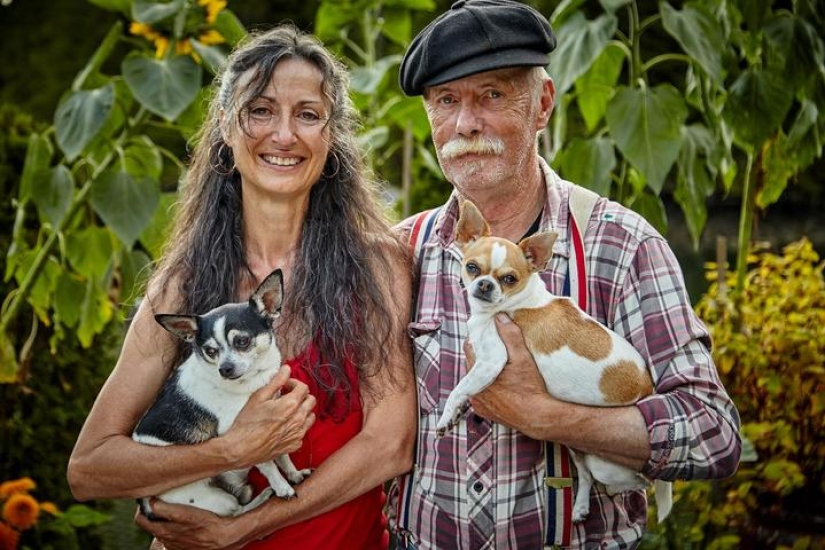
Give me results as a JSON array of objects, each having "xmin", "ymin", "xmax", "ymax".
[{"xmin": 468, "ymin": 314, "xmax": 553, "ymax": 438}]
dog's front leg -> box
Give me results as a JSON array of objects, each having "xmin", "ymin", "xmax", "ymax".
[
  {"xmin": 256, "ymin": 461, "xmax": 297, "ymax": 499},
  {"xmin": 275, "ymin": 454, "xmax": 311, "ymax": 485},
  {"xmin": 436, "ymin": 327, "xmax": 507, "ymax": 437}
]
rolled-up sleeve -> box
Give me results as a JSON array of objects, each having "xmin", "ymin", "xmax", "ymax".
[{"xmin": 617, "ymin": 236, "xmax": 741, "ymax": 481}]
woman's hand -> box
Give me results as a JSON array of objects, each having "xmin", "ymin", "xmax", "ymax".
[
  {"xmin": 221, "ymin": 365, "xmax": 317, "ymax": 469},
  {"xmin": 136, "ymin": 501, "xmax": 249, "ymax": 550}
]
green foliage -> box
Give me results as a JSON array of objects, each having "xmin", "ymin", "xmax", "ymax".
[
  {"xmin": 644, "ymin": 239, "xmax": 825, "ymax": 548},
  {"xmin": 0, "ymin": 0, "xmax": 245, "ymax": 382},
  {"xmin": 546, "ymin": 0, "xmax": 825, "ymax": 261},
  {"xmin": 314, "ymin": 0, "xmax": 446, "ymax": 219}
]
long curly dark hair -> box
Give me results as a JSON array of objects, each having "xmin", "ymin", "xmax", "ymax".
[{"xmin": 148, "ymin": 24, "xmax": 408, "ymax": 416}]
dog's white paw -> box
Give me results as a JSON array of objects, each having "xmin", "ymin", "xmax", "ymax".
[
  {"xmin": 572, "ymin": 503, "xmax": 590, "ymax": 523},
  {"xmin": 273, "ymin": 484, "xmax": 297, "ymax": 499},
  {"xmin": 288, "ymin": 468, "xmax": 312, "ymax": 484}
]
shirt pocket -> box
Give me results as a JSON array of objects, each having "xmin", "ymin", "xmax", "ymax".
[{"xmin": 408, "ymin": 319, "xmax": 441, "ymax": 415}]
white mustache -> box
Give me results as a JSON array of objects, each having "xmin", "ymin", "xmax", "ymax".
[{"xmin": 440, "ymin": 137, "xmax": 505, "ymax": 159}]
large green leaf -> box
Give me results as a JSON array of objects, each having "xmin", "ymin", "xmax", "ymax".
[
  {"xmin": 351, "ymin": 55, "xmax": 403, "ymax": 95},
  {"xmin": 54, "ymin": 83, "xmax": 115, "ymax": 162},
  {"xmin": 674, "ymin": 125, "xmax": 717, "ymax": 248},
  {"xmin": 123, "ymin": 136, "xmax": 163, "ymax": 180},
  {"xmin": 132, "ymin": 0, "xmax": 185, "ymax": 25},
  {"xmin": 660, "ymin": 1, "xmax": 725, "ymax": 85},
  {"xmin": 66, "ymin": 227, "xmax": 116, "ymax": 281},
  {"xmin": 91, "ymin": 167, "xmax": 161, "ymax": 248},
  {"xmin": 121, "ymin": 249, "xmax": 153, "ymax": 303},
  {"xmin": 574, "ymin": 44, "xmax": 624, "ymax": 132},
  {"xmin": 31, "ymin": 165, "xmax": 74, "ymax": 228},
  {"xmin": 213, "ymin": 9, "xmax": 247, "ymax": 47},
  {"xmin": 606, "ymin": 84, "xmax": 687, "ymax": 194},
  {"xmin": 723, "ymin": 66, "xmax": 794, "ymax": 148},
  {"xmin": 190, "ymin": 39, "xmax": 229, "ymax": 76},
  {"xmin": 547, "ymin": 11, "xmax": 617, "ymax": 95},
  {"xmin": 122, "ymin": 53, "xmax": 202, "ymax": 122},
  {"xmin": 77, "ymin": 278, "xmax": 114, "ymax": 348},
  {"xmin": 140, "ymin": 192, "xmax": 178, "ymax": 259},
  {"xmin": 380, "ymin": 8, "xmax": 413, "ymax": 47},
  {"xmin": 19, "ymin": 133, "xmax": 54, "ymax": 203},
  {"xmin": 558, "ymin": 137, "xmax": 616, "ymax": 197},
  {"xmin": 54, "ymin": 272, "xmax": 86, "ymax": 329},
  {"xmin": 764, "ymin": 14, "xmax": 825, "ymax": 89}
]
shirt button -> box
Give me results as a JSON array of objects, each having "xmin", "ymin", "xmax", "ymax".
[{"xmin": 473, "ymin": 481, "xmax": 484, "ymax": 493}]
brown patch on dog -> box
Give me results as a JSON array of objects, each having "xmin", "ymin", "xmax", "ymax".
[
  {"xmin": 599, "ymin": 360, "xmax": 653, "ymax": 404},
  {"xmin": 455, "ymin": 200, "xmax": 491, "ymax": 248},
  {"xmin": 512, "ymin": 300, "xmax": 612, "ymax": 361}
]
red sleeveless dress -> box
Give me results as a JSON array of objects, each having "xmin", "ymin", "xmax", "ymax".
[{"xmin": 244, "ymin": 344, "xmax": 389, "ymax": 549}]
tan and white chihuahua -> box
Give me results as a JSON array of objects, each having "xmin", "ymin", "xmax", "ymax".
[{"xmin": 438, "ymin": 200, "xmax": 672, "ymax": 523}]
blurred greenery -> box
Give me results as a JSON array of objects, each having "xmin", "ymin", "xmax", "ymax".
[{"xmin": 1, "ymin": 0, "xmax": 824, "ymax": 548}]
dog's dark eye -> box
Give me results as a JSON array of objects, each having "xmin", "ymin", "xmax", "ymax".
[
  {"xmin": 465, "ymin": 262, "xmax": 479, "ymax": 275},
  {"xmin": 203, "ymin": 346, "xmax": 218, "ymax": 359},
  {"xmin": 234, "ymin": 335, "xmax": 251, "ymax": 350},
  {"xmin": 501, "ymin": 274, "xmax": 518, "ymax": 285}
]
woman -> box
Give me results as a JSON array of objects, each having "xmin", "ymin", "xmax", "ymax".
[{"xmin": 67, "ymin": 24, "xmax": 415, "ymax": 550}]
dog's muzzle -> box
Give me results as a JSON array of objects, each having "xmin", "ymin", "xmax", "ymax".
[
  {"xmin": 219, "ymin": 362, "xmax": 243, "ymax": 380},
  {"xmin": 472, "ymin": 279, "xmax": 496, "ymax": 303}
]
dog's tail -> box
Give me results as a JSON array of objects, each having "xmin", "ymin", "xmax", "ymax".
[{"xmin": 653, "ymin": 480, "xmax": 673, "ymax": 523}]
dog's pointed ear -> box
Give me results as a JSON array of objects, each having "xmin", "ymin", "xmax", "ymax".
[
  {"xmin": 454, "ymin": 200, "xmax": 490, "ymax": 249},
  {"xmin": 155, "ymin": 314, "xmax": 199, "ymax": 342},
  {"xmin": 251, "ymin": 268, "xmax": 284, "ymax": 320},
  {"xmin": 519, "ymin": 231, "xmax": 557, "ymax": 272}
]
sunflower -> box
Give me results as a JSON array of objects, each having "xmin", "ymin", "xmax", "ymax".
[
  {"xmin": 0, "ymin": 478, "xmax": 35, "ymax": 500},
  {"xmin": 2, "ymin": 493, "xmax": 39, "ymax": 531},
  {"xmin": 0, "ymin": 522, "xmax": 19, "ymax": 550}
]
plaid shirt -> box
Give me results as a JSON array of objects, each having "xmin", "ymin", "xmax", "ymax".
[{"xmin": 389, "ymin": 161, "xmax": 741, "ymax": 549}]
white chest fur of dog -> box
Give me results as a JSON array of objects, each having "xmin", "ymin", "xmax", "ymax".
[
  {"xmin": 438, "ymin": 201, "xmax": 672, "ymax": 523},
  {"xmin": 132, "ymin": 269, "xmax": 310, "ymax": 518}
]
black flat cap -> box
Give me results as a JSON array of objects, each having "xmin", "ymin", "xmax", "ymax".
[{"xmin": 399, "ymin": 0, "xmax": 556, "ymax": 96}]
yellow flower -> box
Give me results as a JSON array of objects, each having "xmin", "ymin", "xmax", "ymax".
[
  {"xmin": 0, "ymin": 478, "xmax": 35, "ymax": 500},
  {"xmin": 175, "ymin": 39, "xmax": 193, "ymax": 56},
  {"xmin": 0, "ymin": 522, "xmax": 20, "ymax": 550},
  {"xmin": 199, "ymin": 0, "xmax": 227, "ymax": 24},
  {"xmin": 155, "ymin": 36, "xmax": 170, "ymax": 59},
  {"xmin": 198, "ymin": 29, "xmax": 225, "ymax": 46},
  {"xmin": 2, "ymin": 493, "xmax": 39, "ymax": 531},
  {"xmin": 129, "ymin": 22, "xmax": 160, "ymax": 41},
  {"xmin": 39, "ymin": 502, "xmax": 60, "ymax": 516}
]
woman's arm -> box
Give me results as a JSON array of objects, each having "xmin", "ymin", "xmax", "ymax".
[
  {"xmin": 134, "ymin": 253, "xmax": 417, "ymax": 550},
  {"xmin": 67, "ymin": 296, "xmax": 316, "ymax": 501}
]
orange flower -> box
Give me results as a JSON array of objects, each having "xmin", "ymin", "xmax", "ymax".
[
  {"xmin": 39, "ymin": 502, "xmax": 60, "ymax": 516},
  {"xmin": 2, "ymin": 493, "xmax": 39, "ymax": 531},
  {"xmin": 0, "ymin": 522, "xmax": 19, "ymax": 550},
  {"xmin": 0, "ymin": 478, "xmax": 35, "ymax": 499}
]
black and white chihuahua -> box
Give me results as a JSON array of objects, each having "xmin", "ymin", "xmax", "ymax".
[{"xmin": 132, "ymin": 269, "xmax": 310, "ymax": 518}]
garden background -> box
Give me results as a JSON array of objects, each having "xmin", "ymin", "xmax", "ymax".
[{"xmin": 0, "ymin": 0, "xmax": 823, "ymax": 548}]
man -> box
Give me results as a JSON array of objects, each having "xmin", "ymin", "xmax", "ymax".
[{"xmin": 389, "ymin": 1, "xmax": 742, "ymax": 548}]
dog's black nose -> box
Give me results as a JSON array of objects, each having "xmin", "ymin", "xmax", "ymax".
[
  {"xmin": 478, "ymin": 280, "xmax": 492, "ymax": 294},
  {"xmin": 219, "ymin": 363, "xmax": 238, "ymax": 379}
]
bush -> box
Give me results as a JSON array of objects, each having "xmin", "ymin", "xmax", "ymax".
[{"xmin": 645, "ymin": 238, "xmax": 825, "ymax": 549}]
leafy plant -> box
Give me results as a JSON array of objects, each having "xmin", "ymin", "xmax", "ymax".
[
  {"xmin": 314, "ymin": 0, "xmax": 447, "ymax": 218},
  {"xmin": 644, "ymin": 239, "xmax": 825, "ymax": 549},
  {"xmin": 0, "ymin": 477, "xmax": 109, "ymax": 550},
  {"xmin": 0, "ymin": 0, "xmax": 246, "ymax": 382},
  {"xmin": 544, "ymin": 0, "xmax": 825, "ymax": 283}
]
